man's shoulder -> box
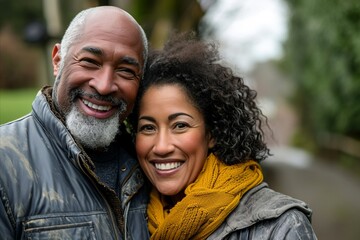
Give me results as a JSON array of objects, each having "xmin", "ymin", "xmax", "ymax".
[{"xmin": 0, "ymin": 113, "xmax": 34, "ymax": 142}]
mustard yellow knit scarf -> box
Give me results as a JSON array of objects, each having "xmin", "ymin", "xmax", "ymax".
[{"xmin": 147, "ymin": 153, "xmax": 263, "ymax": 240}]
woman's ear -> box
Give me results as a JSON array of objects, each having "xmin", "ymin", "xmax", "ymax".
[
  {"xmin": 52, "ymin": 43, "xmax": 61, "ymax": 76},
  {"xmin": 208, "ymin": 134, "xmax": 215, "ymax": 149}
]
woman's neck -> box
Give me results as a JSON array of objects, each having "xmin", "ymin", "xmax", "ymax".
[{"xmin": 162, "ymin": 191, "xmax": 186, "ymax": 210}]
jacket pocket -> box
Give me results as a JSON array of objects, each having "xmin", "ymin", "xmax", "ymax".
[{"xmin": 23, "ymin": 219, "xmax": 96, "ymax": 240}]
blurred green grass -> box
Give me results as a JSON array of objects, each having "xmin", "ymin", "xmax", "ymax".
[{"xmin": 0, "ymin": 88, "xmax": 39, "ymax": 124}]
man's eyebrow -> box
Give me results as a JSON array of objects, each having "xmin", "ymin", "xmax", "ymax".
[
  {"xmin": 80, "ymin": 47, "xmax": 140, "ymax": 68},
  {"xmin": 81, "ymin": 46, "xmax": 103, "ymax": 56},
  {"xmin": 122, "ymin": 56, "xmax": 140, "ymax": 68}
]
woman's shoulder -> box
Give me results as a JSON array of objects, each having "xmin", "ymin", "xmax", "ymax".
[
  {"xmin": 239, "ymin": 182, "xmax": 313, "ymax": 221},
  {"xmin": 207, "ymin": 183, "xmax": 317, "ymax": 239},
  {"xmin": 223, "ymin": 182, "xmax": 313, "ymax": 231}
]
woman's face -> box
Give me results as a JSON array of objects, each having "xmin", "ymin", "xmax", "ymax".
[{"xmin": 136, "ymin": 84, "xmax": 214, "ymax": 198}]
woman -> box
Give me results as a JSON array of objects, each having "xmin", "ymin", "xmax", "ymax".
[{"xmin": 130, "ymin": 33, "xmax": 317, "ymax": 239}]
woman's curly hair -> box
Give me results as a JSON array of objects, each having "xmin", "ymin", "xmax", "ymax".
[{"xmin": 130, "ymin": 32, "xmax": 271, "ymax": 165}]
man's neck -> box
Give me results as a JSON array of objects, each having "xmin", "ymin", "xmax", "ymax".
[{"xmin": 86, "ymin": 142, "xmax": 122, "ymax": 194}]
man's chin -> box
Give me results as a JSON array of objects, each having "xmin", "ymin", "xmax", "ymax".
[{"xmin": 66, "ymin": 107, "xmax": 120, "ymax": 150}]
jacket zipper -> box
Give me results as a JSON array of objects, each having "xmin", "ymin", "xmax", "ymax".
[
  {"xmin": 77, "ymin": 157, "xmax": 121, "ymax": 240},
  {"xmin": 124, "ymin": 203, "xmax": 130, "ymax": 240}
]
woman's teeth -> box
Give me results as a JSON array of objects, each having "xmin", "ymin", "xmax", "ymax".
[
  {"xmin": 155, "ymin": 162, "xmax": 182, "ymax": 170},
  {"xmin": 82, "ymin": 99, "xmax": 111, "ymax": 111}
]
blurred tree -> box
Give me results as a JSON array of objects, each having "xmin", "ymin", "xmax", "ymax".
[
  {"xmin": 113, "ymin": 0, "xmax": 204, "ymax": 48},
  {"xmin": 283, "ymin": 0, "xmax": 360, "ymax": 154},
  {"xmin": 0, "ymin": 0, "xmax": 43, "ymax": 34},
  {"xmin": 0, "ymin": 0, "xmax": 43, "ymax": 88},
  {"xmin": 0, "ymin": 26, "xmax": 40, "ymax": 88}
]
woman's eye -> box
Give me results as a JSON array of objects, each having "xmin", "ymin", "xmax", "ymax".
[
  {"xmin": 138, "ymin": 124, "xmax": 155, "ymax": 133},
  {"xmin": 174, "ymin": 122, "xmax": 189, "ymax": 130}
]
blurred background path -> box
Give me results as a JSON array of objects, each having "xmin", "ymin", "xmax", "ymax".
[
  {"xmin": 254, "ymin": 62, "xmax": 360, "ymax": 240},
  {"xmin": 263, "ymin": 147, "xmax": 360, "ymax": 240}
]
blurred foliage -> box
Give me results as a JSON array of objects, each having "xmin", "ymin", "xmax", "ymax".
[
  {"xmin": 0, "ymin": 0, "xmax": 43, "ymax": 34},
  {"xmin": 0, "ymin": 0, "xmax": 45, "ymax": 89},
  {"xmin": 129, "ymin": 0, "xmax": 204, "ymax": 48},
  {"xmin": 0, "ymin": 27, "xmax": 40, "ymax": 88},
  {"xmin": 283, "ymin": 0, "xmax": 360, "ymax": 150}
]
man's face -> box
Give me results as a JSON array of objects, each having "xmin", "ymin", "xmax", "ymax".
[{"xmin": 52, "ymin": 10, "xmax": 144, "ymax": 149}]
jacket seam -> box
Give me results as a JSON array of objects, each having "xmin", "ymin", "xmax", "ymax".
[{"xmin": 0, "ymin": 179, "xmax": 16, "ymax": 230}]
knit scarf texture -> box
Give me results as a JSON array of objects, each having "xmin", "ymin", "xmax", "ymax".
[{"xmin": 147, "ymin": 153, "xmax": 263, "ymax": 240}]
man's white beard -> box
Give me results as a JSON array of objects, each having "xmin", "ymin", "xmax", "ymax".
[{"xmin": 66, "ymin": 106, "xmax": 122, "ymax": 149}]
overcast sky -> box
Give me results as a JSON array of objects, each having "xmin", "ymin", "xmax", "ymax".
[{"xmin": 200, "ymin": 0, "xmax": 288, "ymax": 72}]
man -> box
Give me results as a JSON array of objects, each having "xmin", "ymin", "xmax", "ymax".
[{"xmin": 0, "ymin": 6, "xmax": 150, "ymax": 239}]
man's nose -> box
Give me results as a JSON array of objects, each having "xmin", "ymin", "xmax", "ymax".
[{"xmin": 89, "ymin": 67, "xmax": 118, "ymax": 95}]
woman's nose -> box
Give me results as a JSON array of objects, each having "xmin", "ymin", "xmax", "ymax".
[{"xmin": 152, "ymin": 132, "xmax": 175, "ymax": 155}]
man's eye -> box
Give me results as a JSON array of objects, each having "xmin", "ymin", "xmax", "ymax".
[
  {"xmin": 117, "ymin": 68, "xmax": 138, "ymax": 80},
  {"xmin": 80, "ymin": 58, "xmax": 99, "ymax": 67}
]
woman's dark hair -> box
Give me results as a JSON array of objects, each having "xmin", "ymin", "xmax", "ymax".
[{"xmin": 130, "ymin": 32, "xmax": 270, "ymax": 164}]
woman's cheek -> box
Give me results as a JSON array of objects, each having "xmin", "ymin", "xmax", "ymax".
[{"xmin": 136, "ymin": 135, "xmax": 149, "ymax": 159}]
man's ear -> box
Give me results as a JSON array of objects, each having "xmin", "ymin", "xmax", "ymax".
[{"xmin": 52, "ymin": 43, "xmax": 61, "ymax": 76}]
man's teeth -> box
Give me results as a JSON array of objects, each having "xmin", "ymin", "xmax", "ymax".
[
  {"xmin": 155, "ymin": 162, "xmax": 182, "ymax": 170},
  {"xmin": 82, "ymin": 99, "xmax": 111, "ymax": 111}
]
